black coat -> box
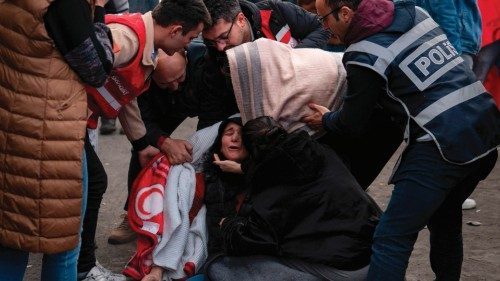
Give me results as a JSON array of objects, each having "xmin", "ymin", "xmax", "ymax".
[
  {"xmin": 138, "ymin": 41, "xmax": 208, "ymax": 146},
  {"xmin": 204, "ymin": 165, "xmax": 246, "ymax": 257},
  {"xmin": 221, "ymin": 131, "xmax": 382, "ymax": 271}
]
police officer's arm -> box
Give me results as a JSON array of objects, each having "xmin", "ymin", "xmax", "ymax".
[
  {"xmin": 312, "ymin": 65, "xmax": 386, "ymax": 136},
  {"xmin": 273, "ymin": 0, "xmax": 330, "ymax": 48}
]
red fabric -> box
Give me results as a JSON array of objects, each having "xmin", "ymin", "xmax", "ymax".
[
  {"xmin": 188, "ymin": 174, "xmax": 205, "ymax": 224},
  {"xmin": 259, "ymin": 10, "xmax": 292, "ymax": 44},
  {"xmin": 344, "ymin": 0, "xmax": 394, "ymax": 45},
  {"xmin": 484, "ymin": 65, "xmax": 500, "ymax": 109},
  {"xmin": 157, "ymin": 135, "xmax": 167, "ymax": 149},
  {"xmin": 123, "ymin": 154, "xmax": 206, "ymax": 280},
  {"xmin": 86, "ymin": 13, "xmax": 150, "ymax": 127},
  {"xmin": 478, "ymin": 0, "xmax": 500, "ymax": 109},
  {"xmin": 260, "ymin": 10, "xmax": 275, "ymax": 40},
  {"xmin": 124, "ymin": 154, "xmax": 169, "ymax": 280},
  {"xmin": 478, "ymin": 0, "xmax": 500, "ymax": 47}
]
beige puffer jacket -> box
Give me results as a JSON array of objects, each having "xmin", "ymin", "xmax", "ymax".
[{"xmin": 0, "ymin": 0, "xmax": 87, "ymax": 253}]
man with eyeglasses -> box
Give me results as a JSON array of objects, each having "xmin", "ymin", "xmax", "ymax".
[
  {"xmin": 195, "ymin": 0, "xmax": 404, "ymax": 193},
  {"xmin": 304, "ymin": 0, "xmax": 499, "ymax": 280},
  {"xmin": 187, "ymin": 0, "xmax": 329, "ymax": 129},
  {"xmin": 202, "ymin": 0, "xmax": 329, "ymax": 51}
]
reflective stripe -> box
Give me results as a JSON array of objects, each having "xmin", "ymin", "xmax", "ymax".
[
  {"xmin": 234, "ymin": 46, "xmax": 253, "ymax": 119},
  {"xmin": 415, "ymin": 6, "xmax": 431, "ymax": 18},
  {"xmin": 414, "ymin": 81, "xmax": 486, "ymax": 125},
  {"xmin": 346, "ymin": 41, "xmax": 393, "ymax": 75},
  {"xmin": 248, "ymin": 43, "xmax": 264, "ymax": 117},
  {"xmin": 346, "ymin": 15, "xmax": 440, "ymax": 75},
  {"xmin": 386, "ymin": 17, "xmax": 438, "ymax": 59},
  {"xmin": 275, "ymin": 24, "xmax": 290, "ymax": 42},
  {"xmin": 96, "ymin": 86, "xmax": 121, "ymax": 111}
]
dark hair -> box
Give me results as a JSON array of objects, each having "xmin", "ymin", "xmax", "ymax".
[
  {"xmin": 298, "ymin": 0, "xmax": 315, "ymax": 8},
  {"xmin": 325, "ymin": 0, "xmax": 362, "ymax": 19},
  {"xmin": 242, "ymin": 116, "xmax": 287, "ymax": 161},
  {"xmin": 202, "ymin": 0, "xmax": 242, "ymax": 30},
  {"xmin": 152, "ymin": 0, "xmax": 212, "ymax": 35}
]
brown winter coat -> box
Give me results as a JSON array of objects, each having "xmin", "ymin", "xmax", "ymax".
[{"xmin": 0, "ymin": 0, "xmax": 87, "ymax": 253}]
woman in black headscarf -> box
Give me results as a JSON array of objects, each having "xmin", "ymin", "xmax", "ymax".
[{"xmin": 210, "ymin": 116, "xmax": 382, "ymax": 281}]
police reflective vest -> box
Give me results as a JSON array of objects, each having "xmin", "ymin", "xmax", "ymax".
[
  {"xmin": 86, "ymin": 13, "xmax": 150, "ymax": 128},
  {"xmin": 259, "ymin": 10, "xmax": 298, "ymax": 48},
  {"xmin": 343, "ymin": 5, "xmax": 499, "ymax": 164}
]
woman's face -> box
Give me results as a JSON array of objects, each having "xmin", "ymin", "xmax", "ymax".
[{"xmin": 220, "ymin": 122, "xmax": 248, "ymax": 162}]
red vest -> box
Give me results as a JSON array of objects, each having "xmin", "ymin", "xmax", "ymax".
[
  {"xmin": 86, "ymin": 13, "xmax": 150, "ymax": 128},
  {"xmin": 259, "ymin": 10, "xmax": 297, "ymax": 47}
]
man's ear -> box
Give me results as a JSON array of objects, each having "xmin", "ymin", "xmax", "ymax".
[
  {"xmin": 236, "ymin": 12, "xmax": 246, "ymax": 27},
  {"xmin": 170, "ymin": 25, "xmax": 183, "ymax": 37},
  {"xmin": 339, "ymin": 6, "xmax": 354, "ymax": 23}
]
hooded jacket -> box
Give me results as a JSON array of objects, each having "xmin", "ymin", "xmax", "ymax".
[{"xmin": 203, "ymin": 118, "xmax": 247, "ymax": 256}]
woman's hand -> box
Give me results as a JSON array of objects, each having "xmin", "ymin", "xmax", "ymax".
[
  {"xmin": 213, "ymin": 154, "xmax": 243, "ymax": 174},
  {"xmin": 141, "ymin": 266, "xmax": 163, "ymax": 281}
]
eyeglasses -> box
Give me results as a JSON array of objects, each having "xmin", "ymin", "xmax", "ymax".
[
  {"xmin": 206, "ymin": 17, "xmax": 237, "ymax": 46},
  {"xmin": 318, "ymin": 9, "xmax": 338, "ymax": 24}
]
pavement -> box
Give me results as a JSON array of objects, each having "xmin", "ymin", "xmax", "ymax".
[{"xmin": 24, "ymin": 118, "xmax": 500, "ymax": 280}]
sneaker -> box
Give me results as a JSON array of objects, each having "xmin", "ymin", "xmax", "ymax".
[
  {"xmin": 462, "ymin": 198, "xmax": 477, "ymax": 210},
  {"xmin": 100, "ymin": 118, "xmax": 116, "ymax": 135},
  {"xmin": 108, "ymin": 213, "xmax": 136, "ymax": 245},
  {"xmin": 79, "ymin": 262, "xmax": 126, "ymax": 281}
]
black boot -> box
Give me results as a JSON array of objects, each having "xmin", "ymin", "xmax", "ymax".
[{"xmin": 99, "ymin": 118, "xmax": 116, "ymax": 135}]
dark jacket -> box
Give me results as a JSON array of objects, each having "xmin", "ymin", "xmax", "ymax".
[
  {"xmin": 221, "ymin": 131, "xmax": 381, "ymax": 271},
  {"xmin": 326, "ymin": 0, "xmax": 500, "ymax": 164},
  {"xmin": 138, "ymin": 41, "xmax": 207, "ymax": 145},
  {"xmin": 195, "ymin": 0, "xmax": 330, "ymax": 128},
  {"xmin": 203, "ymin": 118, "xmax": 247, "ymax": 256},
  {"xmin": 242, "ymin": 0, "xmax": 329, "ymax": 49}
]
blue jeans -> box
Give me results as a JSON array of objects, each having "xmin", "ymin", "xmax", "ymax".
[
  {"xmin": 0, "ymin": 151, "xmax": 88, "ymax": 281},
  {"xmin": 367, "ymin": 142, "xmax": 497, "ymax": 281}
]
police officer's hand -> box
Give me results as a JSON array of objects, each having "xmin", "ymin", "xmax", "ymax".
[
  {"xmin": 160, "ymin": 138, "xmax": 193, "ymax": 165},
  {"xmin": 302, "ymin": 103, "xmax": 330, "ymax": 130},
  {"xmin": 213, "ymin": 153, "xmax": 243, "ymax": 174},
  {"xmin": 138, "ymin": 145, "xmax": 160, "ymax": 168}
]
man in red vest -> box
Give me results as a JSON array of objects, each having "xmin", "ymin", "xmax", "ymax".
[{"xmin": 79, "ymin": 0, "xmax": 212, "ymax": 280}]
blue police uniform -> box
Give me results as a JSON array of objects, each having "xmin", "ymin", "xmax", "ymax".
[
  {"xmin": 322, "ymin": 1, "xmax": 499, "ymax": 280},
  {"xmin": 343, "ymin": 6, "xmax": 498, "ymax": 164}
]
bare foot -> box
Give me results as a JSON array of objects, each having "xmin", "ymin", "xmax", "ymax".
[{"xmin": 141, "ymin": 266, "xmax": 163, "ymax": 281}]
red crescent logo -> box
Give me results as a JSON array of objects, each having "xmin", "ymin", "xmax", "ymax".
[{"xmin": 135, "ymin": 184, "xmax": 164, "ymax": 220}]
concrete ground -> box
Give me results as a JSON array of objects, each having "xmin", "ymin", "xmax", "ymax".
[{"xmin": 24, "ymin": 118, "xmax": 499, "ymax": 280}]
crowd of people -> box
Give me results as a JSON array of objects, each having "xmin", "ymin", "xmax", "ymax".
[{"xmin": 0, "ymin": 0, "xmax": 499, "ymax": 280}]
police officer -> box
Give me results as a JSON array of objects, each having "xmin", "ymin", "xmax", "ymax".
[{"xmin": 303, "ymin": 0, "xmax": 500, "ymax": 280}]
